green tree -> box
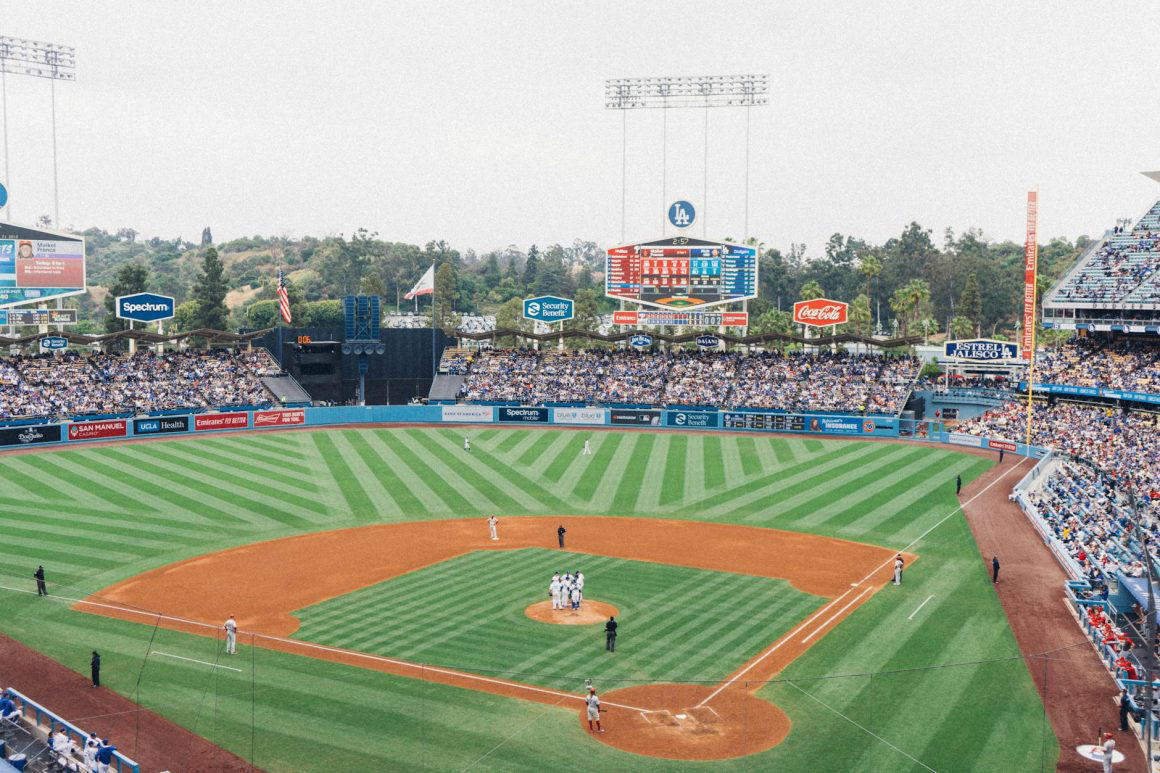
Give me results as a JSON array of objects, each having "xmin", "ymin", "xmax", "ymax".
[
  {"xmin": 849, "ymin": 293, "xmax": 873, "ymax": 338},
  {"xmin": 949, "ymin": 315, "xmax": 974, "ymax": 339},
  {"xmin": 858, "ymin": 253, "xmax": 882, "ymax": 330},
  {"xmin": 563, "ymin": 288, "xmax": 602, "ymax": 347},
  {"xmin": 494, "ymin": 297, "xmax": 532, "ymax": 347},
  {"xmin": 959, "ymin": 272, "xmax": 982, "ymax": 336},
  {"xmin": 359, "ymin": 271, "xmax": 386, "ymax": 297},
  {"xmin": 173, "ymin": 299, "xmax": 202, "ymax": 332},
  {"xmin": 104, "ymin": 263, "xmax": 150, "ymax": 334},
  {"xmin": 246, "ymin": 300, "xmax": 280, "ymax": 329},
  {"xmin": 191, "ymin": 247, "xmax": 229, "ymax": 330},
  {"xmin": 523, "ymin": 245, "xmax": 539, "ymax": 289},
  {"xmin": 434, "ymin": 262, "xmax": 461, "ymax": 334},
  {"xmin": 299, "ymin": 300, "xmax": 345, "ymax": 328},
  {"xmin": 889, "ymin": 279, "xmax": 932, "ymax": 338},
  {"xmin": 798, "ymin": 280, "xmax": 824, "ymax": 300}
]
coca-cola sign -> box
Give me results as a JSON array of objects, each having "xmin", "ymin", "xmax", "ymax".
[{"xmin": 793, "ymin": 298, "xmax": 848, "ymax": 327}]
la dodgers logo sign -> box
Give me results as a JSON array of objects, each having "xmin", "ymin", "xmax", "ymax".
[{"xmin": 668, "ymin": 201, "xmax": 695, "ymax": 229}]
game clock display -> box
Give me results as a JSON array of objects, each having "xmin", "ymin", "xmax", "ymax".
[{"xmin": 606, "ymin": 237, "xmax": 757, "ymax": 310}]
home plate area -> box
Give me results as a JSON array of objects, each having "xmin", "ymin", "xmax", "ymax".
[{"xmin": 642, "ymin": 705, "xmax": 721, "ymax": 733}]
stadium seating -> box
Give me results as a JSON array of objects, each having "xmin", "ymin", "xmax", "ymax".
[
  {"xmin": 457, "ymin": 349, "xmax": 920, "ymax": 414},
  {"xmin": 1050, "ymin": 202, "xmax": 1160, "ymax": 303},
  {"xmin": 0, "ymin": 349, "xmax": 279, "ymax": 421},
  {"xmin": 1034, "ymin": 338, "xmax": 1160, "ymax": 393}
]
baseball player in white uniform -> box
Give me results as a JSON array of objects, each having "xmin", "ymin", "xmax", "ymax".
[
  {"xmin": 549, "ymin": 578, "xmax": 563, "ymax": 610},
  {"xmin": 582, "ymin": 439, "xmax": 591, "ymax": 455},
  {"xmin": 464, "ymin": 436, "xmax": 471, "ymax": 452},
  {"xmin": 1100, "ymin": 732, "xmax": 1115, "ymax": 773},
  {"xmin": 585, "ymin": 687, "xmax": 605, "ymax": 732},
  {"xmin": 224, "ymin": 615, "xmax": 238, "ymax": 655},
  {"xmin": 83, "ymin": 734, "xmax": 99, "ymax": 771},
  {"xmin": 487, "ymin": 515, "xmax": 498, "ymax": 541},
  {"xmin": 892, "ymin": 554, "xmax": 904, "ymax": 586},
  {"xmin": 576, "ymin": 571, "xmax": 585, "ymax": 591},
  {"xmin": 570, "ymin": 585, "xmax": 582, "ymax": 610}
]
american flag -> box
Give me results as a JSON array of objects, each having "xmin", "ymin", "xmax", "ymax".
[{"xmin": 277, "ymin": 270, "xmax": 292, "ymax": 324}]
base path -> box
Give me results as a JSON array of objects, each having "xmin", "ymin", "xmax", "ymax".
[
  {"xmin": 960, "ymin": 456, "xmax": 1145, "ymax": 772},
  {"xmin": 84, "ymin": 516, "xmax": 905, "ymax": 761},
  {"xmin": 0, "ymin": 632, "xmax": 251, "ymax": 771}
]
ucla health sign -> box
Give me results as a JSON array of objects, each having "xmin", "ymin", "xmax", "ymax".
[
  {"xmin": 116, "ymin": 292, "xmax": 175, "ymax": 323},
  {"xmin": 523, "ymin": 295, "xmax": 574, "ymax": 323},
  {"xmin": 945, "ymin": 339, "xmax": 1020, "ymax": 360}
]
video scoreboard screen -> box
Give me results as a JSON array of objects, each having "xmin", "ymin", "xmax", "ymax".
[
  {"xmin": 722, "ymin": 412, "xmax": 805, "ymax": 431},
  {"xmin": 607, "ymin": 237, "xmax": 757, "ymax": 310}
]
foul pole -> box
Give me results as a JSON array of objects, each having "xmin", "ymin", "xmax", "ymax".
[{"xmin": 1022, "ymin": 190, "xmax": 1039, "ymax": 451}]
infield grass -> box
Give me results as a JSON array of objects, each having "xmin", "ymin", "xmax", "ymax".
[{"xmin": 0, "ymin": 427, "xmax": 1056, "ymax": 771}]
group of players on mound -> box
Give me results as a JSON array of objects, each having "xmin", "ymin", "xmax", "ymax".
[{"xmin": 549, "ymin": 570, "xmax": 586, "ymax": 610}]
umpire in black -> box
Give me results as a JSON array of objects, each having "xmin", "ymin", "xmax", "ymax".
[
  {"xmin": 34, "ymin": 565, "xmax": 47, "ymax": 596},
  {"xmin": 604, "ymin": 616, "xmax": 618, "ymax": 652}
]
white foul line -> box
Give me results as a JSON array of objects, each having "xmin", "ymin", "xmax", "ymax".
[
  {"xmin": 0, "ymin": 584, "xmax": 647, "ymax": 713},
  {"xmin": 907, "ymin": 595, "xmax": 934, "ymax": 621},
  {"xmin": 151, "ymin": 651, "xmax": 242, "ymax": 673},
  {"xmin": 696, "ymin": 456, "xmax": 1031, "ymax": 708},
  {"xmin": 802, "ymin": 587, "xmax": 872, "ymax": 643}
]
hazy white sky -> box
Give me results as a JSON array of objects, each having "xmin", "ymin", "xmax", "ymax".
[{"xmin": 3, "ymin": 1, "xmax": 1160, "ymax": 256}]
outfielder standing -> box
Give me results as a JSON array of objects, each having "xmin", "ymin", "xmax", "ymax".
[
  {"xmin": 585, "ymin": 687, "xmax": 605, "ymax": 733},
  {"xmin": 487, "ymin": 515, "xmax": 499, "ymax": 541},
  {"xmin": 464, "ymin": 436, "xmax": 471, "ymax": 452},
  {"xmin": 224, "ymin": 615, "xmax": 238, "ymax": 655},
  {"xmin": 892, "ymin": 554, "xmax": 904, "ymax": 586},
  {"xmin": 582, "ymin": 439, "xmax": 591, "ymax": 456}
]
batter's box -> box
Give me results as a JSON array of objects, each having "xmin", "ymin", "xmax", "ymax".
[
  {"xmin": 682, "ymin": 706, "xmax": 721, "ymax": 726},
  {"xmin": 640, "ymin": 709, "xmax": 678, "ymax": 727}
]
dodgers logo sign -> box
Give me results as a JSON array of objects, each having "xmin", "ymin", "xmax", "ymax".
[
  {"xmin": 668, "ymin": 200, "xmax": 695, "ymax": 229},
  {"xmin": 116, "ymin": 292, "xmax": 176, "ymax": 323},
  {"xmin": 522, "ymin": 295, "xmax": 574, "ymax": 323}
]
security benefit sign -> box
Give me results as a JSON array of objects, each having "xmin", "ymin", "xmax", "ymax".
[
  {"xmin": 666, "ymin": 410, "xmax": 719, "ymax": 428},
  {"xmin": 522, "ymin": 296, "xmax": 574, "ymax": 324},
  {"xmin": 944, "ymin": 339, "xmax": 1020, "ymax": 361}
]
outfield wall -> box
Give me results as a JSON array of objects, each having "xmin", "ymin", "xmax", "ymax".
[{"xmin": 0, "ymin": 404, "xmax": 1044, "ymax": 458}]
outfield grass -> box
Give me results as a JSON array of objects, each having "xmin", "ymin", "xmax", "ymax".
[
  {"xmin": 293, "ymin": 548, "xmax": 822, "ymax": 691},
  {"xmin": 0, "ymin": 427, "xmax": 1056, "ymax": 770}
]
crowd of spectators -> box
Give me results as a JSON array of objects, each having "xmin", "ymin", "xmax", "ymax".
[
  {"xmin": 456, "ymin": 348, "xmax": 919, "ymax": 413},
  {"xmin": 957, "ymin": 400, "xmax": 1160, "ymax": 581},
  {"xmin": 0, "ymin": 348, "xmax": 277, "ymax": 419},
  {"xmin": 1035, "ymin": 338, "xmax": 1160, "ymax": 393}
]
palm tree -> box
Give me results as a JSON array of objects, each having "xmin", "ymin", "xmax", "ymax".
[
  {"xmin": 889, "ymin": 279, "xmax": 931, "ymax": 338},
  {"xmin": 798, "ymin": 280, "xmax": 824, "ymax": 300},
  {"xmin": 858, "ymin": 254, "xmax": 882, "ymax": 332}
]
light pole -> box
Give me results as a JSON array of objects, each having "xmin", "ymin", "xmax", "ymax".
[{"xmin": 0, "ymin": 36, "xmax": 76, "ymax": 226}]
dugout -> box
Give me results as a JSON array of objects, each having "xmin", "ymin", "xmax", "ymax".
[{"xmin": 249, "ymin": 327, "xmax": 454, "ymax": 405}]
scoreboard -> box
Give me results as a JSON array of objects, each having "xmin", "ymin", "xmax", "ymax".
[
  {"xmin": 722, "ymin": 412, "xmax": 805, "ymax": 431},
  {"xmin": 607, "ymin": 237, "xmax": 757, "ymax": 310}
]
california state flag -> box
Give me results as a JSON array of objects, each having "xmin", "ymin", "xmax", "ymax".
[{"xmin": 404, "ymin": 264, "xmax": 435, "ymax": 300}]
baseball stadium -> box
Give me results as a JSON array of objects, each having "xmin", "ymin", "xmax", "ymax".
[{"xmin": 2, "ymin": 7, "xmax": 1160, "ymax": 773}]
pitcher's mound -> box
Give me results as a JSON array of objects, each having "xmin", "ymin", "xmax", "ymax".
[{"xmin": 525, "ymin": 600, "xmax": 618, "ymax": 625}]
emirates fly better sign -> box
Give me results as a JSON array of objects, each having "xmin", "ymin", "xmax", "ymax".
[{"xmin": 793, "ymin": 298, "xmax": 848, "ymax": 327}]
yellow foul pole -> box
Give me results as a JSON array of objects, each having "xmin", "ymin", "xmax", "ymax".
[{"xmin": 1022, "ymin": 190, "xmax": 1039, "ymax": 451}]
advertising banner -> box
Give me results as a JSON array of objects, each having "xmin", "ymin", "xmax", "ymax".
[
  {"xmin": 194, "ymin": 412, "xmax": 249, "ymax": 431},
  {"xmin": 0, "ymin": 424, "xmax": 62, "ymax": 447},
  {"xmin": 793, "ymin": 299, "xmax": 848, "ymax": 327},
  {"xmin": 553, "ymin": 407, "xmax": 606, "ymax": 425},
  {"xmin": 498, "ymin": 407, "xmax": 548, "ymax": 422},
  {"xmin": 944, "ymin": 339, "xmax": 1020, "ymax": 360},
  {"xmin": 254, "ymin": 409, "xmax": 306, "ymax": 427},
  {"xmin": 805, "ymin": 416, "xmax": 863, "ymax": 435},
  {"xmin": 0, "ymin": 309, "xmax": 77, "ymax": 326},
  {"xmin": 610, "ymin": 409, "xmax": 661, "ymax": 426},
  {"xmin": 988, "ymin": 439, "xmax": 1017, "ymax": 452},
  {"xmin": 948, "ymin": 432, "xmax": 984, "ymax": 448},
  {"xmin": 116, "ymin": 293, "xmax": 176, "ymax": 322},
  {"xmin": 522, "ymin": 296, "xmax": 574, "ymax": 323},
  {"xmin": 441, "ymin": 405, "xmax": 493, "ymax": 423},
  {"xmin": 133, "ymin": 416, "xmax": 190, "ymax": 435},
  {"xmin": 1022, "ymin": 191, "xmax": 1038, "ymax": 361},
  {"xmin": 666, "ymin": 410, "xmax": 719, "ymax": 428},
  {"xmin": 67, "ymin": 420, "xmax": 127, "ymax": 441},
  {"xmin": 612, "ymin": 310, "xmax": 749, "ymax": 327}
]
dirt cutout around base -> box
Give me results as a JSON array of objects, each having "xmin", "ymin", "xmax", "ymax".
[
  {"xmin": 591, "ymin": 684, "xmax": 790, "ymax": 760},
  {"xmin": 525, "ymin": 599, "xmax": 618, "ymax": 625},
  {"xmin": 85, "ymin": 516, "xmax": 906, "ymax": 762}
]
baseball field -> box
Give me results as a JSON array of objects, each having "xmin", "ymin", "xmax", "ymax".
[{"xmin": 0, "ymin": 427, "xmax": 1056, "ymax": 770}]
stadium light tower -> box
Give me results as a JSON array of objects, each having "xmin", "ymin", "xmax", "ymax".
[
  {"xmin": 605, "ymin": 74, "xmax": 768, "ymax": 240},
  {"xmin": 0, "ymin": 36, "xmax": 77, "ymax": 225}
]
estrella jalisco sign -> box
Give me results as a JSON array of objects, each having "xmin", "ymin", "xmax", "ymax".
[
  {"xmin": 944, "ymin": 339, "xmax": 1020, "ymax": 361},
  {"xmin": 522, "ymin": 295, "xmax": 574, "ymax": 323}
]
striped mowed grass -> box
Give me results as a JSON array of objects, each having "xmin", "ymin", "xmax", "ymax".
[
  {"xmin": 292, "ymin": 548, "xmax": 823, "ymax": 692},
  {"xmin": 0, "ymin": 427, "xmax": 1054, "ymax": 771}
]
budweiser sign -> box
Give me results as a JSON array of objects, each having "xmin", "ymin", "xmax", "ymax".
[
  {"xmin": 793, "ymin": 298, "xmax": 848, "ymax": 327},
  {"xmin": 194, "ymin": 412, "xmax": 250, "ymax": 431},
  {"xmin": 254, "ymin": 409, "xmax": 306, "ymax": 427}
]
